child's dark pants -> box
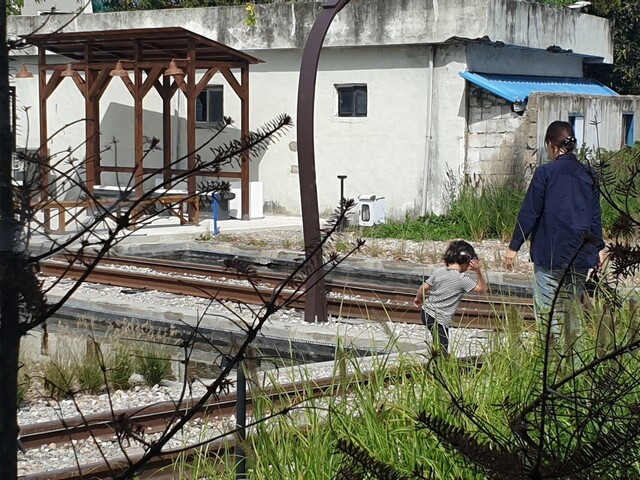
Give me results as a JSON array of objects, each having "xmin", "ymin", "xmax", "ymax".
[{"xmin": 421, "ymin": 310, "xmax": 450, "ymax": 355}]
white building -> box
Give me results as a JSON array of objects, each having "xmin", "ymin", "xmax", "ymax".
[{"xmin": 8, "ymin": 0, "xmax": 624, "ymax": 220}]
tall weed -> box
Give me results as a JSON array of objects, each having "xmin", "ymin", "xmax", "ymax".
[
  {"xmin": 135, "ymin": 345, "xmax": 173, "ymax": 386},
  {"xmin": 359, "ymin": 179, "xmax": 525, "ymax": 242}
]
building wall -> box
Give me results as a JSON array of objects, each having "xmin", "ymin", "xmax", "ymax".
[
  {"xmin": 11, "ymin": 0, "xmax": 613, "ymax": 62},
  {"xmin": 8, "ymin": 0, "xmax": 615, "ymax": 217},
  {"xmin": 466, "ymin": 44, "xmax": 584, "ymax": 77},
  {"xmin": 245, "ymin": 45, "xmax": 433, "ymax": 218},
  {"xmin": 465, "ymin": 89, "xmax": 529, "ymax": 187},
  {"xmin": 529, "ymin": 93, "xmax": 640, "ymax": 161}
]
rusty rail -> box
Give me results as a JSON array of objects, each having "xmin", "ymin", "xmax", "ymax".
[{"xmin": 40, "ymin": 256, "xmax": 534, "ymax": 329}]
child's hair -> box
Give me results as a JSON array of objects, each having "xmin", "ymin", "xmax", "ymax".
[{"xmin": 443, "ymin": 240, "xmax": 478, "ymax": 266}]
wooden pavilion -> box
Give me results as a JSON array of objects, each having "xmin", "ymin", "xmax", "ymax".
[{"xmin": 24, "ymin": 27, "xmax": 262, "ymax": 232}]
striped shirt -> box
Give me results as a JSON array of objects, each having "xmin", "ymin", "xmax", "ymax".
[{"xmin": 422, "ymin": 266, "xmax": 477, "ymax": 327}]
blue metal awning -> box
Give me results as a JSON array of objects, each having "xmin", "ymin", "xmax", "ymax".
[{"xmin": 459, "ymin": 72, "xmax": 618, "ymax": 104}]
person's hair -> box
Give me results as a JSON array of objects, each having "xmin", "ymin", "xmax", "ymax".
[
  {"xmin": 544, "ymin": 120, "xmax": 577, "ymax": 152},
  {"xmin": 443, "ymin": 240, "xmax": 478, "ymax": 266}
]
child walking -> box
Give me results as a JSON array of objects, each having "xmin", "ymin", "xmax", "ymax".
[{"xmin": 413, "ymin": 240, "xmax": 488, "ymax": 356}]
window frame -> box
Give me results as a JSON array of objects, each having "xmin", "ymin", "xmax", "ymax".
[
  {"xmin": 623, "ymin": 112, "xmax": 635, "ymax": 147},
  {"xmin": 335, "ymin": 84, "xmax": 368, "ymax": 118},
  {"xmin": 568, "ymin": 113, "xmax": 584, "ymax": 148},
  {"xmin": 195, "ymin": 85, "xmax": 224, "ymax": 125}
]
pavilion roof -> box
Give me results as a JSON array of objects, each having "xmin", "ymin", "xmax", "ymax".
[{"xmin": 24, "ymin": 26, "xmax": 263, "ymax": 65}]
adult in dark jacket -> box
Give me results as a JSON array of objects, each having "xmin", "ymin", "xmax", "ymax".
[{"xmin": 504, "ymin": 121, "xmax": 606, "ymax": 344}]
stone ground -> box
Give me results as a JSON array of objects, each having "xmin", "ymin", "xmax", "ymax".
[{"xmin": 211, "ymin": 229, "xmax": 534, "ymax": 276}]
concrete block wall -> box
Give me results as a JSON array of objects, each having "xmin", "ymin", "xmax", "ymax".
[{"xmin": 465, "ymin": 88, "xmax": 529, "ymax": 187}]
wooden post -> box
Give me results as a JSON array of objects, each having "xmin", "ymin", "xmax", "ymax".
[
  {"xmin": 38, "ymin": 48, "xmax": 50, "ymax": 232},
  {"xmin": 162, "ymin": 75, "xmax": 172, "ymax": 187},
  {"xmin": 240, "ymin": 65, "xmax": 250, "ymax": 220},
  {"xmin": 134, "ymin": 41, "xmax": 144, "ymax": 198},
  {"xmin": 186, "ymin": 38, "xmax": 197, "ymax": 221},
  {"xmin": 84, "ymin": 44, "xmax": 96, "ymax": 195}
]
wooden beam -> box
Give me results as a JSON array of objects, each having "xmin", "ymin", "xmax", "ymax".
[
  {"xmin": 87, "ymin": 68, "xmax": 112, "ymax": 100},
  {"xmin": 38, "ymin": 48, "xmax": 51, "ymax": 231},
  {"xmin": 70, "ymin": 73, "xmax": 86, "ymax": 96},
  {"xmin": 42, "ymin": 69, "xmax": 63, "ymax": 100},
  {"xmin": 220, "ymin": 67, "xmax": 242, "ymax": 99},
  {"xmin": 119, "ymin": 75, "xmax": 136, "ymax": 98},
  {"xmin": 89, "ymin": 68, "xmax": 111, "ymax": 189},
  {"xmin": 37, "ymin": 60, "xmax": 247, "ymax": 70},
  {"xmin": 195, "ymin": 67, "xmax": 219, "ymax": 96},
  {"xmin": 85, "ymin": 43, "xmax": 95, "ymax": 195},
  {"xmin": 139, "ymin": 66, "xmax": 162, "ymax": 98}
]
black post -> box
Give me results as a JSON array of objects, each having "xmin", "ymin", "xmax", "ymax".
[
  {"xmin": 337, "ymin": 174, "xmax": 347, "ymax": 231},
  {"xmin": 0, "ymin": 1, "xmax": 21, "ymax": 474},
  {"xmin": 236, "ymin": 357, "xmax": 247, "ymax": 479},
  {"xmin": 338, "ymin": 174, "xmax": 347, "ymax": 205}
]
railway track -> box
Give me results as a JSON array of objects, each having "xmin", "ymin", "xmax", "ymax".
[
  {"xmin": 20, "ymin": 358, "xmax": 463, "ymax": 480},
  {"xmin": 21, "ymin": 256, "xmax": 535, "ymax": 478},
  {"xmin": 41, "ymin": 255, "xmax": 534, "ymax": 329}
]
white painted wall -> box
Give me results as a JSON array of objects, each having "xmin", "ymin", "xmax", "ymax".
[
  {"xmin": 531, "ymin": 93, "xmax": 640, "ymax": 157},
  {"xmin": 20, "ymin": 0, "xmax": 89, "ymax": 15},
  {"xmin": 427, "ymin": 44, "xmax": 468, "ymax": 214},
  {"xmin": 244, "ymin": 46, "xmax": 431, "ymax": 217}
]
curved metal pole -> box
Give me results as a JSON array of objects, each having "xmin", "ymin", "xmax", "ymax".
[{"xmin": 296, "ymin": 0, "xmax": 351, "ymax": 323}]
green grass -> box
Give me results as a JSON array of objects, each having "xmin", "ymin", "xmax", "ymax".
[
  {"xmin": 44, "ymin": 357, "xmax": 76, "ymax": 401},
  {"xmin": 107, "ymin": 345, "xmax": 136, "ymax": 391},
  {"xmin": 358, "ymin": 182, "xmax": 526, "ymax": 242},
  {"xmin": 356, "ymin": 147, "xmax": 638, "ymax": 244},
  {"xmin": 76, "ymin": 355, "xmax": 106, "ymax": 395},
  {"xmin": 135, "ymin": 345, "xmax": 173, "ymax": 386},
  {"xmin": 180, "ymin": 296, "xmax": 640, "ymax": 479}
]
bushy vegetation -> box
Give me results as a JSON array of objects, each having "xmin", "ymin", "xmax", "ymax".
[
  {"xmin": 180, "ymin": 294, "xmax": 640, "ymax": 479},
  {"xmin": 358, "ymin": 181, "xmax": 526, "ymax": 242},
  {"xmin": 135, "ymin": 345, "xmax": 174, "ymax": 386},
  {"xmin": 35, "ymin": 338, "xmax": 172, "ymax": 400},
  {"xmin": 590, "ymin": 144, "xmax": 640, "ymax": 239},
  {"xmin": 359, "ymin": 142, "xmax": 640, "ymax": 244}
]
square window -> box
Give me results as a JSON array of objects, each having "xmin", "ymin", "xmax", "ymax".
[
  {"xmin": 196, "ymin": 86, "xmax": 224, "ymax": 124},
  {"xmin": 337, "ymin": 85, "xmax": 367, "ymax": 117}
]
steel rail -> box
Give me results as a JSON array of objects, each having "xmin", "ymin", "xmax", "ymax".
[
  {"xmin": 41, "ymin": 258, "xmax": 534, "ymax": 328},
  {"xmin": 20, "ymin": 365, "xmax": 423, "ymax": 479}
]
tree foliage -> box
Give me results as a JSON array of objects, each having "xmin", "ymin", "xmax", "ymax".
[
  {"xmin": 6, "ymin": 0, "xmax": 24, "ymax": 15},
  {"xmin": 92, "ymin": 0, "xmax": 300, "ymax": 13}
]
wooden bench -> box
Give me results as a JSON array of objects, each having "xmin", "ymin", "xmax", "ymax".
[{"xmin": 30, "ymin": 191, "xmax": 200, "ymax": 234}]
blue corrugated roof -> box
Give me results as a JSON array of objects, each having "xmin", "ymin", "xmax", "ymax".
[{"xmin": 459, "ymin": 72, "xmax": 618, "ymax": 104}]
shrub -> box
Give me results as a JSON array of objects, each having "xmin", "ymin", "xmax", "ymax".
[
  {"xmin": 76, "ymin": 355, "xmax": 106, "ymax": 395},
  {"xmin": 135, "ymin": 345, "xmax": 173, "ymax": 386},
  {"xmin": 43, "ymin": 359, "xmax": 76, "ymax": 401},
  {"xmin": 17, "ymin": 362, "xmax": 30, "ymax": 406},
  {"xmin": 108, "ymin": 346, "xmax": 135, "ymax": 391}
]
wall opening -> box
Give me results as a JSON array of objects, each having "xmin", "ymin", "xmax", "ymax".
[
  {"xmin": 568, "ymin": 113, "xmax": 584, "ymax": 147},
  {"xmin": 623, "ymin": 112, "xmax": 635, "ymax": 147}
]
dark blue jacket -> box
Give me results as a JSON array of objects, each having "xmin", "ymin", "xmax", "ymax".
[{"xmin": 508, "ymin": 153, "xmax": 605, "ymax": 270}]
